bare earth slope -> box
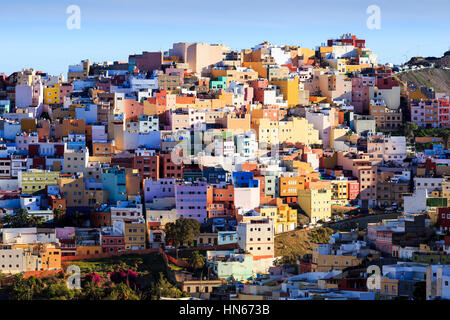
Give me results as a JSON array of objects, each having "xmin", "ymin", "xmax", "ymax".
[{"xmin": 397, "ymin": 68, "xmax": 450, "ymax": 95}]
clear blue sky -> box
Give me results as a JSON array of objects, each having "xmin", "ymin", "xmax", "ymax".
[{"xmin": 1, "ymin": 0, "xmax": 449, "ymax": 76}]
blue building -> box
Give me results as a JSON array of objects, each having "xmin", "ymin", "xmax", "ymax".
[
  {"xmin": 102, "ymin": 166, "xmax": 127, "ymax": 203},
  {"xmin": 202, "ymin": 167, "xmax": 230, "ymax": 184},
  {"xmin": 232, "ymin": 171, "xmax": 259, "ymax": 188},
  {"xmin": 218, "ymin": 231, "xmax": 238, "ymax": 245}
]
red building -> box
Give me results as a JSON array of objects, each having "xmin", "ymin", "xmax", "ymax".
[
  {"xmin": 338, "ymin": 278, "xmax": 367, "ymax": 291},
  {"xmin": 327, "ymin": 34, "xmax": 365, "ymax": 49},
  {"xmin": 438, "ymin": 99, "xmax": 450, "ymax": 127},
  {"xmin": 159, "ymin": 152, "xmax": 183, "ymax": 179},
  {"xmin": 438, "ymin": 208, "xmax": 450, "ymax": 232},
  {"xmin": 298, "ymin": 260, "xmax": 312, "ymax": 274},
  {"xmin": 133, "ymin": 155, "xmax": 160, "ymax": 182},
  {"xmin": 376, "ymin": 77, "xmax": 400, "ymax": 90},
  {"xmin": 90, "ymin": 210, "xmax": 111, "ymax": 227},
  {"xmin": 248, "ymin": 79, "xmax": 269, "ymax": 104},
  {"xmin": 101, "ymin": 235, "xmax": 125, "ymax": 253},
  {"xmin": 47, "ymin": 193, "xmax": 66, "ymax": 214},
  {"xmin": 376, "ymin": 229, "xmax": 393, "ymax": 254},
  {"xmin": 59, "ymin": 239, "xmax": 76, "ymax": 257},
  {"xmin": 348, "ymin": 180, "xmax": 360, "ymax": 200}
]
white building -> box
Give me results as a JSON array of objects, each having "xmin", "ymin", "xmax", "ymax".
[
  {"xmin": 237, "ymin": 218, "xmax": 275, "ymax": 273},
  {"xmin": 234, "ymin": 186, "xmax": 260, "ymax": 212},
  {"xmin": 235, "ymin": 131, "xmax": 258, "ymax": 159},
  {"xmin": 414, "ymin": 177, "xmax": 444, "ymax": 193},
  {"xmin": 1, "ymin": 228, "xmax": 58, "ymax": 245},
  {"xmin": 110, "ymin": 201, "xmax": 144, "ymax": 224},
  {"xmin": 63, "ymin": 147, "xmax": 89, "ymax": 175}
]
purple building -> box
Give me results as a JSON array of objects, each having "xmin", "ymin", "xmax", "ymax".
[
  {"xmin": 144, "ymin": 178, "xmax": 175, "ymax": 202},
  {"xmin": 129, "ymin": 51, "xmax": 163, "ymax": 74},
  {"xmin": 175, "ymin": 180, "xmax": 208, "ymax": 223}
]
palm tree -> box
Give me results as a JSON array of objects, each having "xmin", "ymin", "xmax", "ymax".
[
  {"xmin": 440, "ymin": 130, "xmax": 450, "ymax": 150},
  {"xmin": 403, "ymin": 122, "xmax": 418, "ymax": 143},
  {"xmin": 28, "ymin": 215, "xmax": 44, "ymax": 227},
  {"xmin": 188, "ymin": 251, "xmax": 205, "ymax": 270},
  {"xmin": 71, "ymin": 211, "xmax": 85, "ymax": 227},
  {"xmin": 53, "ymin": 208, "xmax": 64, "ymax": 226},
  {"xmin": 16, "ymin": 209, "xmax": 30, "ymax": 227},
  {"xmin": 2, "ymin": 214, "xmax": 13, "ymax": 227}
]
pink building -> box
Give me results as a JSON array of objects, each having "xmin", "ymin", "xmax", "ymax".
[
  {"xmin": 164, "ymin": 67, "xmax": 185, "ymax": 84},
  {"xmin": 175, "ymin": 181, "xmax": 208, "ymax": 223},
  {"xmin": 410, "ymin": 100, "xmax": 426, "ymax": 128},
  {"xmin": 244, "ymin": 86, "xmax": 254, "ymax": 105},
  {"xmin": 376, "ymin": 229, "xmax": 393, "ymax": 254},
  {"xmin": 124, "ymin": 99, "xmax": 144, "ymax": 120},
  {"xmin": 248, "ymin": 79, "xmax": 269, "ymax": 104},
  {"xmin": 351, "ymin": 77, "xmax": 375, "ymax": 114},
  {"xmin": 15, "ymin": 132, "xmax": 39, "ymax": 151},
  {"xmin": 59, "ymin": 83, "xmax": 73, "ymax": 102}
]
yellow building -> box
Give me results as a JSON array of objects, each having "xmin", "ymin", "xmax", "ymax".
[
  {"xmin": 76, "ymin": 245, "xmax": 102, "ymax": 256},
  {"xmin": 276, "ymin": 205, "xmax": 297, "ymax": 233},
  {"xmin": 251, "ymin": 117, "xmax": 321, "ymax": 146},
  {"xmin": 311, "ymin": 243, "xmax": 362, "ymax": 272},
  {"xmin": 345, "ymin": 65, "xmax": 361, "ymax": 74},
  {"xmin": 20, "ymin": 118, "xmax": 37, "ymax": 133},
  {"xmin": 20, "ymin": 169, "xmax": 61, "ymax": 194},
  {"xmin": 330, "ymin": 127, "xmax": 349, "ymax": 150},
  {"xmin": 44, "ymin": 83, "xmax": 61, "ymax": 104},
  {"xmin": 124, "ymin": 222, "xmax": 146, "ymax": 250},
  {"xmin": 331, "ymin": 180, "xmax": 349, "ymax": 205},
  {"xmin": 407, "ymin": 86, "xmax": 428, "ymax": 102},
  {"xmin": 241, "ymin": 61, "xmax": 267, "ymax": 79},
  {"xmin": 270, "ymin": 76, "xmax": 299, "ymax": 107},
  {"xmin": 255, "ymin": 205, "xmax": 297, "ymax": 234},
  {"xmin": 57, "ymin": 173, "xmax": 88, "ymax": 208},
  {"xmin": 298, "ymin": 187, "xmax": 332, "ymax": 224},
  {"xmin": 257, "ymin": 206, "xmax": 277, "ymax": 219},
  {"xmin": 211, "ymin": 67, "xmax": 258, "ymax": 86}
]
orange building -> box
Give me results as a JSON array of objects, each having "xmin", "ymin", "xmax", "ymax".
[
  {"xmin": 39, "ymin": 244, "xmax": 62, "ymax": 270},
  {"xmin": 207, "ymin": 184, "xmax": 235, "ymax": 218}
]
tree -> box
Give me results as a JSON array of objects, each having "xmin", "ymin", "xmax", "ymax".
[
  {"xmin": 104, "ymin": 283, "xmax": 140, "ymax": 300},
  {"xmin": 15, "ymin": 209, "xmax": 31, "ymax": 227},
  {"xmin": 53, "ymin": 208, "xmax": 64, "ymax": 225},
  {"xmin": 165, "ymin": 217, "xmax": 201, "ymax": 247},
  {"xmin": 2, "ymin": 214, "xmax": 13, "ymax": 227},
  {"xmin": 44, "ymin": 283, "xmax": 75, "ymax": 300},
  {"xmin": 71, "ymin": 211, "xmax": 86, "ymax": 227},
  {"xmin": 413, "ymin": 281, "xmax": 426, "ymax": 300},
  {"xmin": 403, "ymin": 122, "xmax": 418, "ymax": 141},
  {"xmin": 82, "ymin": 283, "xmax": 105, "ymax": 300},
  {"xmin": 188, "ymin": 251, "xmax": 205, "ymax": 270},
  {"xmin": 440, "ymin": 130, "xmax": 450, "ymax": 149},
  {"xmin": 149, "ymin": 272, "xmax": 188, "ymax": 300},
  {"xmin": 8, "ymin": 273, "xmax": 34, "ymax": 300},
  {"xmin": 134, "ymin": 258, "xmax": 144, "ymax": 269},
  {"xmin": 28, "ymin": 215, "xmax": 44, "ymax": 227},
  {"xmin": 2, "ymin": 209, "xmax": 43, "ymax": 228}
]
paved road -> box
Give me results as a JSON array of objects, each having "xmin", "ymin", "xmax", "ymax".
[{"xmin": 326, "ymin": 212, "xmax": 402, "ymax": 231}]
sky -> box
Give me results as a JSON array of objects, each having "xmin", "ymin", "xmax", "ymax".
[{"xmin": 0, "ymin": 0, "xmax": 449, "ymax": 76}]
